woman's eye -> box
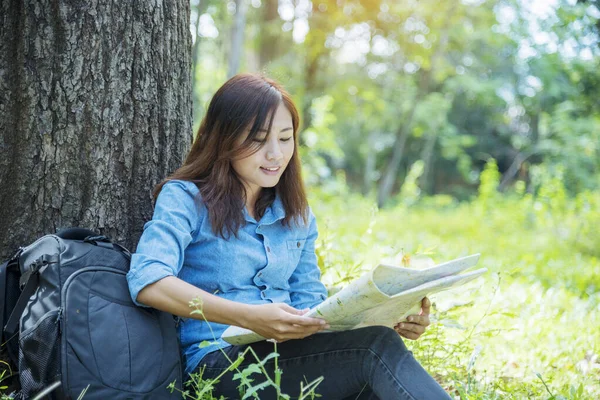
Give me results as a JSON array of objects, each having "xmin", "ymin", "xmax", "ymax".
[
  {"xmin": 280, "ymin": 137, "xmax": 293, "ymax": 142},
  {"xmin": 252, "ymin": 138, "xmax": 267, "ymax": 143}
]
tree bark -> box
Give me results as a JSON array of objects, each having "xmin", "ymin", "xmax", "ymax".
[{"xmin": 0, "ymin": 0, "xmax": 192, "ymax": 258}]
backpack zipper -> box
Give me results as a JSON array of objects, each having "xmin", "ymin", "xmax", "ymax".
[{"xmin": 56, "ymin": 307, "xmax": 63, "ymax": 334}]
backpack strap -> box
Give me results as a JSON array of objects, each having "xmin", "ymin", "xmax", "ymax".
[
  {"xmin": 3, "ymin": 254, "xmax": 58, "ymax": 337},
  {"xmin": 57, "ymin": 227, "xmax": 131, "ymax": 259},
  {"xmin": 0, "ymin": 260, "xmax": 8, "ymax": 341},
  {"xmin": 56, "ymin": 227, "xmax": 98, "ymax": 240},
  {"xmin": 1, "ymin": 249, "xmax": 23, "ymax": 341}
]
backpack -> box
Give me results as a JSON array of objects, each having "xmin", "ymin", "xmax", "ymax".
[{"xmin": 1, "ymin": 228, "xmax": 183, "ymax": 399}]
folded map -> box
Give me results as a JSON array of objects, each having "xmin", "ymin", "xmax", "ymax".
[{"xmin": 222, "ymin": 254, "xmax": 486, "ymax": 345}]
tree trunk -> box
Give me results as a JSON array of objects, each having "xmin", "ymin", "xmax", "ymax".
[
  {"xmin": 0, "ymin": 0, "xmax": 192, "ymax": 259},
  {"xmin": 228, "ymin": 0, "xmax": 247, "ymax": 78},
  {"xmin": 498, "ymin": 147, "xmax": 541, "ymax": 191},
  {"xmin": 376, "ymin": 108, "xmax": 415, "ymax": 208},
  {"xmin": 302, "ymin": 5, "xmax": 331, "ymax": 132},
  {"xmin": 258, "ymin": 0, "xmax": 280, "ymax": 69},
  {"xmin": 192, "ymin": 0, "xmax": 209, "ymax": 126},
  {"xmin": 419, "ymin": 132, "xmax": 438, "ymax": 195},
  {"xmin": 363, "ymin": 130, "xmax": 376, "ymax": 196}
]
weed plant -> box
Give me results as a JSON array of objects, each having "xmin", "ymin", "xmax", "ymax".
[{"xmin": 170, "ymin": 299, "xmax": 323, "ymax": 400}]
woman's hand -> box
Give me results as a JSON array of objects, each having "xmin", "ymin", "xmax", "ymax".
[
  {"xmin": 242, "ymin": 303, "xmax": 329, "ymax": 342},
  {"xmin": 394, "ymin": 297, "xmax": 431, "ymax": 340}
]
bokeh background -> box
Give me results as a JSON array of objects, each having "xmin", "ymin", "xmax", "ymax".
[{"xmin": 188, "ymin": 0, "xmax": 600, "ymax": 398}]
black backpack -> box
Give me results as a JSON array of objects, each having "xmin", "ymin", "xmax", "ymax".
[{"xmin": 0, "ymin": 228, "xmax": 183, "ymax": 399}]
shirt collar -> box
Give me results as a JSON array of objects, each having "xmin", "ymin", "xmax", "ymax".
[{"xmin": 243, "ymin": 194, "xmax": 285, "ymax": 226}]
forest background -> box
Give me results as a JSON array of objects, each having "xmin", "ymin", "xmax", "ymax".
[
  {"xmin": 1, "ymin": 0, "xmax": 599, "ymax": 398},
  {"xmin": 189, "ymin": 1, "xmax": 600, "ymax": 396},
  {"xmin": 200, "ymin": 0, "xmax": 600, "ymax": 398}
]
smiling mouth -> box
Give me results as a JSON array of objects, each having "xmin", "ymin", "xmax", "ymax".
[{"xmin": 261, "ymin": 167, "xmax": 280, "ymax": 171}]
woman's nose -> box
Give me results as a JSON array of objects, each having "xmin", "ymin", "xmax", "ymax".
[{"xmin": 266, "ymin": 143, "xmax": 283, "ymax": 161}]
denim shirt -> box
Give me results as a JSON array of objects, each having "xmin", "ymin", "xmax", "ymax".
[{"xmin": 126, "ymin": 180, "xmax": 328, "ymax": 375}]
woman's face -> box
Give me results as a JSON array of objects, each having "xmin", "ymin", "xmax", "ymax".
[{"xmin": 232, "ymin": 102, "xmax": 295, "ymax": 202}]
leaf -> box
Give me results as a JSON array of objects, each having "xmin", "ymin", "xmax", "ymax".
[
  {"xmin": 258, "ymin": 352, "xmax": 280, "ymax": 367},
  {"xmin": 232, "ymin": 363, "xmax": 261, "ymax": 380},
  {"xmin": 241, "ymin": 380, "xmax": 271, "ymax": 399}
]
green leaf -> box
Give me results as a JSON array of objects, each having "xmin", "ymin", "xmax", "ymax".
[
  {"xmin": 259, "ymin": 352, "xmax": 279, "ymax": 367},
  {"xmin": 241, "ymin": 380, "xmax": 271, "ymax": 399}
]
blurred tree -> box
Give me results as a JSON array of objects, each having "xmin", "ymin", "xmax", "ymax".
[
  {"xmin": 191, "ymin": 0, "xmax": 211, "ymax": 125},
  {"xmin": 228, "ymin": 0, "xmax": 248, "ymax": 77},
  {"xmin": 496, "ymin": 0, "xmax": 600, "ymax": 192},
  {"xmin": 258, "ymin": 0, "xmax": 281, "ymax": 69},
  {"xmin": 577, "ymin": 0, "xmax": 600, "ymax": 43},
  {"xmin": 376, "ymin": 0, "xmax": 461, "ymax": 206},
  {"xmin": 0, "ymin": 0, "xmax": 192, "ymax": 258},
  {"xmin": 187, "ymin": 0, "xmax": 599, "ymax": 199}
]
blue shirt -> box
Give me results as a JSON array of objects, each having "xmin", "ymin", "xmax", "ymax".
[{"xmin": 126, "ymin": 180, "xmax": 328, "ymax": 374}]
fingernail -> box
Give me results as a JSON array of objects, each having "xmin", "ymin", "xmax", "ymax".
[
  {"xmin": 399, "ymin": 323, "xmax": 404, "ymax": 328},
  {"xmin": 408, "ymin": 317, "xmax": 413, "ymax": 322}
]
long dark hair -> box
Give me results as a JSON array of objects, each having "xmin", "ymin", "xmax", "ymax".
[{"xmin": 154, "ymin": 73, "xmax": 308, "ymax": 238}]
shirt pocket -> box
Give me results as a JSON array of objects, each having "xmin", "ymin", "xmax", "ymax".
[
  {"xmin": 287, "ymin": 239, "xmax": 306, "ymax": 250},
  {"xmin": 286, "ymin": 239, "xmax": 306, "ymax": 269}
]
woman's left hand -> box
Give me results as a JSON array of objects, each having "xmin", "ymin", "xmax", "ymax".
[{"xmin": 394, "ymin": 297, "xmax": 431, "ymax": 340}]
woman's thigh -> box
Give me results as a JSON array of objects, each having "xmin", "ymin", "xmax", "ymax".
[{"xmin": 198, "ymin": 326, "xmax": 449, "ymax": 400}]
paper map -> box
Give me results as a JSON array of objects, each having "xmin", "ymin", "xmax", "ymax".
[{"xmin": 222, "ymin": 254, "xmax": 486, "ymax": 345}]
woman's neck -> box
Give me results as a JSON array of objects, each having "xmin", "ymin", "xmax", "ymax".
[{"xmin": 245, "ymin": 187, "xmax": 261, "ymax": 220}]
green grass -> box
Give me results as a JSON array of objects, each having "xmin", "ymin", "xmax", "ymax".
[{"xmin": 308, "ymin": 179, "xmax": 600, "ymax": 399}]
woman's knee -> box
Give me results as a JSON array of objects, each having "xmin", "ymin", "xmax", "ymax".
[{"xmin": 357, "ymin": 326, "xmax": 409, "ymax": 356}]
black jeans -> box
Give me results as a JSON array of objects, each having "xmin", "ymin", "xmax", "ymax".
[{"xmin": 198, "ymin": 326, "xmax": 452, "ymax": 399}]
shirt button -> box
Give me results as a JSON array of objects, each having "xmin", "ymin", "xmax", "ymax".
[
  {"xmin": 297, "ymin": 241, "xmax": 301, "ymax": 248},
  {"xmin": 267, "ymin": 246, "xmax": 271, "ymax": 252}
]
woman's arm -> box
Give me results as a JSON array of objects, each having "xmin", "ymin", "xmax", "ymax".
[
  {"xmin": 138, "ymin": 275, "xmax": 329, "ymax": 341},
  {"xmin": 137, "ymin": 275, "xmax": 251, "ymax": 326}
]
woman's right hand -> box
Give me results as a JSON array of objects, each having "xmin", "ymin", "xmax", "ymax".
[{"xmin": 242, "ymin": 303, "xmax": 329, "ymax": 342}]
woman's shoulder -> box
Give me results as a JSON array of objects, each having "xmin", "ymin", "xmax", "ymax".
[
  {"xmin": 161, "ymin": 179, "xmax": 201, "ymax": 197},
  {"xmin": 155, "ymin": 179, "xmax": 205, "ymax": 218}
]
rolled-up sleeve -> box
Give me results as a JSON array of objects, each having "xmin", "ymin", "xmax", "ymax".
[
  {"xmin": 127, "ymin": 180, "xmax": 202, "ymax": 306},
  {"xmin": 288, "ymin": 210, "xmax": 328, "ymax": 310}
]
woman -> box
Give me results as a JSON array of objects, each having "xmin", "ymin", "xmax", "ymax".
[{"xmin": 127, "ymin": 74, "xmax": 451, "ymax": 399}]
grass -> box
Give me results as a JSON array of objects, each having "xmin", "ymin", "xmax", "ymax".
[{"xmin": 308, "ymin": 170, "xmax": 600, "ymax": 399}]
